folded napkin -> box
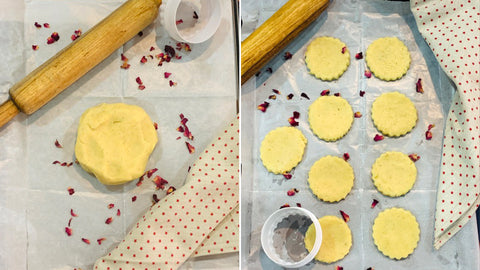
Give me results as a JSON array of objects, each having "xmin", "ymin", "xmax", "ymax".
[
  {"xmin": 94, "ymin": 115, "xmax": 239, "ymax": 269},
  {"xmin": 411, "ymin": 1, "xmax": 480, "ymax": 249}
]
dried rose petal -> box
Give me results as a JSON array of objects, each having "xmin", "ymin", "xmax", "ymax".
[
  {"xmin": 176, "ymin": 136, "xmax": 181, "ymax": 140},
  {"xmin": 288, "ymin": 117, "xmax": 299, "ymax": 127},
  {"xmin": 184, "ymin": 43, "xmax": 191, "ymax": 52},
  {"xmin": 34, "ymin": 22, "xmax": 42, "ymax": 28},
  {"xmin": 67, "ymin": 187, "xmax": 75, "ymax": 195},
  {"xmin": 153, "ymin": 194, "xmax": 160, "ymax": 203},
  {"xmin": 153, "ymin": 122, "xmax": 158, "ymax": 130},
  {"xmin": 47, "ymin": 36, "xmax": 55, "ymax": 44},
  {"xmin": 355, "ymin": 52, "xmax": 363, "ymax": 59},
  {"xmin": 70, "ymin": 209, "xmax": 78, "ymax": 217},
  {"xmin": 300, "ymin": 93, "xmax": 310, "ymax": 100},
  {"xmin": 140, "ymin": 56, "xmax": 147, "ymax": 63},
  {"xmin": 280, "ymin": 203, "xmax": 290, "ymax": 209},
  {"xmin": 296, "ymin": 203, "xmax": 302, "ymax": 207},
  {"xmin": 354, "ymin": 112, "xmax": 362, "ymax": 118},
  {"xmin": 371, "ymin": 199, "xmax": 379, "ymax": 209},
  {"xmin": 71, "ymin": 35, "xmax": 78, "ymax": 41},
  {"xmin": 68, "ymin": 217, "xmax": 72, "ymax": 227},
  {"xmin": 266, "ymin": 67, "xmax": 272, "ymax": 73},
  {"xmin": 425, "ymin": 130, "xmax": 433, "ymax": 140},
  {"xmin": 336, "ymin": 266, "xmax": 343, "ymax": 270},
  {"xmin": 272, "ymin": 89, "xmax": 281, "ymax": 94},
  {"xmin": 149, "ymin": 46, "xmax": 155, "ymax": 51},
  {"xmin": 416, "ymin": 78, "xmax": 424, "ymax": 93},
  {"xmin": 339, "ymin": 210, "xmax": 350, "ymax": 222},
  {"xmin": 408, "ymin": 153, "xmax": 420, "ymax": 162},
  {"xmin": 257, "ymin": 102, "xmax": 269, "ymax": 112},
  {"xmin": 373, "ymin": 134, "xmax": 384, "ymax": 142},
  {"xmin": 428, "ymin": 124, "xmax": 435, "ymax": 130},
  {"xmin": 107, "ymin": 203, "xmax": 114, "ymax": 209},
  {"xmin": 175, "ymin": 55, "xmax": 182, "ymax": 60},
  {"xmin": 286, "ymin": 93, "xmax": 294, "ymax": 100},
  {"xmin": 166, "ymin": 186, "xmax": 176, "ymax": 195},
  {"xmin": 186, "ymin": 142, "xmax": 195, "ymax": 154},
  {"xmin": 43, "ymin": 23, "xmax": 50, "ymax": 28},
  {"xmin": 51, "ymin": 32, "xmax": 59, "ymax": 41},
  {"xmin": 74, "ymin": 29, "xmax": 82, "ymax": 36},
  {"xmin": 67, "ymin": 162, "xmax": 73, "ymax": 167},
  {"xmin": 343, "ymin": 153, "xmax": 350, "ymax": 161},
  {"xmin": 359, "ymin": 90, "xmax": 365, "ymax": 97},
  {"xmin": 54, "ymin": 139, "xmax": 62, "ymax": 148},
  {"xmin": 153, "ymin": 175, "xmax": 169, "ymax": 190},
  {"xmin": 176, "ymin": 19, "xmax": 184, "ymax": 25},
  {"xmin": 164, "ymin": 45, "xmax": 176, "ymax": 58},
  {"xmin": 32, "ymin": 45, "xmax": 39, "ymax": 51},
  {"xmin": 116, "ymin": 209, "xmax": 121, "ymax": 216},
  {"xmin": 164, "ymin": 72, "xmax": 172, "ymax": 79},
  {"xmin": 138, "ymin": 85, "xmax": 145, "ymax": 90},
  {"xmin": 169, "ymin": 80, "xmax": 177, "ymax": 87},
  {"xmin": 105, "ymin": 217, "xmax": 113, "ymax": 224},
  {"xmin": 176, "ymin": 126, "xmax": 185, "ymax": 133},
  {"xmin": 366, "ymin": 267, "xmax": 374, "ymax": 270},
  {"xmin": 131, "ymin": 196, "xmax": 137, "ymax": 202},
  {"xmin": 320, "ymin": 89, "xmax": 330, "ymax": 96},
  {"xmin": 334, "ymin": 92, "xmax": 341, "ymax": 97},
  {"xmin": 268, "ymin": 95, "xmax": 276, "ymax": 100},
  {"xmin": 183, "ymin": 126, "xmax": 194, "ymax": 140},
  {"xmin": 135, "ymin": 77, "xmax": 143, "ymax": 85},
  {"xmin": 97, "ymin": 238, "xmax": 106, "ymax": 245},
  {"xmin": 120, "ymin": 62, "xmax": 130, "ymax": 69},
  {"xmin": 365, "ymin": 69, "xmax": 372, "ymax": 78},
  {"xmin": 81, "ymin": 238, "xmax": 91, "ymax": 244},
  {"xmin": 147, "ymin": 168, "xmax": 158, "ymax": 178},
  {"xmin": 292, "ymin": 111, "xmax": 300, "ymax": 119},
  {"xmin": 287, "ymin": 188, "xmax": 299, "ymax": 196},
  {"xmin": 284, "ymin": 52, "xmax": 293, "ymax": 60},
  {"xmin": 341, "ymin": 46, "xmax": 347, "ymax": 54},
  {"xmin": 52, "ymin": 161, "xmax": 60, "ymax": 165},
  {"xmin": 65, "ymin": 227, "xmax": 72, "ymax": 236},
  {"xmin": 283, "ymin": 173, "xmax": 292, "ymax": 180}
]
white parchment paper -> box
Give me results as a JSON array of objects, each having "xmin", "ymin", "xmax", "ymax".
[
  {"xmin": 241, "ymin": 0, "xmax": 479, "ymax": 269},
  {"xmin": 0, "ymin": 0, "xmax": 238, "ymax": 269}
]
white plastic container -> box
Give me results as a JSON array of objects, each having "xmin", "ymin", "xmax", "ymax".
[
  {"xmin": 160, "ymin": 0, "xmax": 221, "ymax": 43},
  {"xmin": 261, "ymin": 207, "xmax": 322, "ymax": 268}
]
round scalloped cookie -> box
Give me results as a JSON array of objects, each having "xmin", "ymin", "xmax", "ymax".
[
  {"xmin": 372, "ymin": 151, "xmax": 417, "ymax": 197},
  {"xmin": 365, "ymin": 37, "xmax": 411, "ymax": 81},
  {"xmin": 305, "ymin": 216, "xmax": 352, "ymax": 263},
  {"xmin": 372, "ymin": 207, "xmax": 420, "ymax": 260},
  {"xmin": 309, "ymin": 96, "xmax": 354, "ymax": 142},
  {"xmin": 75, "ymin": 103, "xmax": 158, "ymax": 185},
  {"xmin": 308, "ymin": 156, "xmax": 354, "ymax": 202},
  {"xmin": 305, "ymin": 36, "xmax": 350, "ymax": 81},
  {"xmin": 371, "ymin": 92, "xmax": 417, "ymax": 137},
  {"xmin": 260, "ymin": 126, "xmax": 307, "ymax": 174}
]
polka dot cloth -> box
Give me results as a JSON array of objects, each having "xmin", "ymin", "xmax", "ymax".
[
  {"xmin": 94, "ymin": 116, "xmax": 239, "ymax": 269},
  {"xmin": 411, "ymin": 1, "xmax": 480, "ymax": 249}
]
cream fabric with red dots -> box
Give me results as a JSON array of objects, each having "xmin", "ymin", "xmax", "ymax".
[
  {"xmin": 411, "ymin": 1, "xmax": 480, "ymax": 249},
  {"xmin": 94, "ymin": 116, "xmax": 239, "ymax": 269}
]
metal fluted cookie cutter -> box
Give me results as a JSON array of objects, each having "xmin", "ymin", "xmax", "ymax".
[
  {"xmin": 261, "ymin": 207, "xmax": 322, "ymax": 268},
  {"xmin": 159, "ymin": 0, "xmax": 221, "ymax": 43}
]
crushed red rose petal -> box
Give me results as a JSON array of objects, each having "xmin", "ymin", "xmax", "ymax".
[
  {"xmin": 320, "ymin": 89, "xmax": 330, "ymax": 96},
  {"xmin": 257, "ymin": 102, "xmax": 269, "ymax": 112},
  {"xmin": 138, "ymin": 85, "xmax": 145, "ymax": 90},
  {"xmin": 107, "ymin": 203, "xmax": 115, "ymax": 209},
  {"xmin": 272, "ymin": 89, "xmax": 281, "ymax": 95},
  {"xmin": 32, "ymin": 45, "xmax": 39, "ymax": 51},
  {"xmin": 371, "ymin": 199, "xmax": 379, "ymax": 209},
  {"xmin": 408, "ymin": 153, "xmax": 420, "ymax": 162},
  {"xmin": 97, "ymin": 238, "xmax": 106, "ymax": 245},
  {"xmin": 120, "ymin": 62, "xmax": 130, "ymax": 69},
  {"xmin": 296, "ymin": 203, "xmax": 302, "ymax": 207},
  {"xmin": 153, "ymin": 175, "xmax": 169, "ymax": 190},
  {"xmin": 140, "ymin": 56, "xmax": 147, "ymax": 63},
  {"xmin": 286, "ymin": 93, "xmax": 294, "ymax": 100},
  {"xmin": 280, "ymin": 203, "xmax": 290, "ymax": 209},
  {"xmin": 416, "ymin": 78, "xmax": 424, "ymax": 93},
  {"xmin": 105, "ymin": 217, "xmax": 113, "ymax": 224},
  {"xmin": 354, "ymin": 112, "xmax": 362, "ymax": 118},
  {"xmin": 425, "ymin": 130, "xmax": 433, "ymax": 140},
  {"xmin": 176, "ymin": 19, "xmax": 184, "ymax": 25},
  {"xmin": 288, "ymin": 117, "xmax": 299, "ymax": 127},
  {"xmin": 54, "ymin": 139, "xmax": 62, "ymax": 148},
  {"xmin": 67, "ymin": 187, "xmax": 75, "ymax": 195},
  {"xmin": 169, "ymin": 80, "xmax": 177, "ymax": 87},
  {"xmin": 164, "ymin": 72, "xmax": 172, "ymax": 79},
  {"xmin": 355, "ymin": 52, "xmax": 363, "ymax": 59},
  {"xmin": 340, "ymin": 210, "xmax": 350, "ymax": 222},
  {"xmin": 153, "ymin": 122, "xmax": 158, "ymax": 130},
  {"xmin": 428, "ymin": 124, "xmax": 435, "ymax": 131},
  {"xmin": 164, "ymin": 45, "xmax": 176, "ymax": 58},
  {"xmin": 283, "ymin": 173, "xmax": 292, "ymax": 180},
  {"xmin": 287, "ymin": 188, "xmax": 299, "ymax": 196},
  {"xmin": 34, "ymin": 22, "xmax": 42, "ymax": 28},
  {"xmin": 47, "ymin": 36, "xmax": 55, "ymax": 44},
  {"xmin": 117, "ymin": 209, "xmax": 121, "ymax": 216},
  {"xmin": 68, "ymin": 217, "xmax": 72, "ymax": 227},
  {"xmin": 81, "ymin": 238, "xmax": 91, "ymax": 244},
  {"xmin": 52, "ymin": 161, "xmax": 61, "ymax": 165},
  {"xmin": 373, "ymin": 134, "xmax": 384, "ymax": 142},
  {"xmin": 65, "ymin": 227, "xmax": 72, "ymax": 236},
  {"xmin": 343, "ymin": 153, "xmax": 350, "ymax": 161},
  {"xmin": 334, "ymin": 92, "xmax": 341, "ymax": 97},
  {"xmin": 166, "ymin": 186, "xmax": 176, "ymax": 195},
  {"xmin": 70, "ymin": 209, "xmax": 78, "ymax": 217},
  {"xmin": 341, "ymin": 46, "xmax": 347, "ymax": 54},
  {"xmin": 147, "ymin": 168, "xmax": 158, "ymax": 178},
  {"xmin": 366, "ymin": 267, "xmax": 374, "ymax": 270},
  {"xmin": 365, "ymin": 69, "xmax": 372, "ymax": 78},
  {"xmin": 335, "ymin": 266, "xmax": 343, "ymax": 270},
  {"xmin": 186, "ymin": 142, "xmax": 195, "ymax": 154},
  {"xmin": 51, "ymin": 32, "xmax": 59, "ymax": 41},
  {"xmin": 153, "ymin": 194, "xmax": 160, "ymax": 203},
  {"xmin": 300, "ymin": 93, "xmax": 310, "ymax": 100},
  {"xmin": 360, "ymin": 90, "xmax": 365, "ymax": 97},
  {"xmin": 293, "ymin": 111, "xmax": 300, "ymax": 119},
  {"xmin": 268, "ymin": 95, "xmax": 276, "ymax": 100},
  {"xmin": 150, "ymin": 46, "xmax": 155, "ymax": 51},
  {"xmin": 43, "ymin": 23, "xmax": 50, "ymax": 28},
  {"xmin": 135, "ymin": 77, "xmax": 143, "ymax": 85},
  {"xmin": 284, "ymin": 52, "xmax": 293, "ymax": 60},
  {"xmin": 132, "ymin": 196, "xmax": 137, "ymax": 202}
]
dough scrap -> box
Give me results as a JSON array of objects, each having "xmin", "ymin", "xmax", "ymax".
[
  {"xmin": 305, "ymin": 216, "xmax": 352, "ymax": 263},
  {"xmin": 309, "ymin": 96, "xmax": 353, "ymax": 142},
  {"xmin": 308, "ymin": 156, "xmax": 354, "ymax": 202},
  {"xmin": 371, "ymin": 91, "xmax": 417, "ymax": 137},
  {"xmin": 372, "ymin": 151, "xmax": 417, "ymax": 197},
  {"xmin": 75, "ymin": 103, "xmax": 158, "ymax": 185},
  {"xmin": 260, "ymin": 126, "xmax": 307, "ymax": 174},
  {"xmin": 305, "ymin": 36, "xmax": 350, "ymax": 81},
  {"xmin": 365, "ymin": 37, "xmax": 411, "ymax": 81},
  {"xmin": 372, "ymin": 207, "xmax": 420, "ymax": 260}
]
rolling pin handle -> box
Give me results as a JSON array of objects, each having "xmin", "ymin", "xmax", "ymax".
[{"xmin": 0, "ymin": 99, "xmax": 20, "ymax": 129}]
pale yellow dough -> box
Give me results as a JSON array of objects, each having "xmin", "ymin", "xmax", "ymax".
[
  {"xmin": 372, "ymin": 207, "xmax": 420, "ymax": 260},
  {"xmin": 305, "ymin": 216, "xmax": 352, "ymax": 263},
  {"xmin": 371, "ymin": 92, "xmax": 417, "ymax": 137},
  {"xmin": 305, "ymin": 36, "xmax": 350, "ymax": 81},
  {"xmin": 308, "ymin": 156, "xmax": 354, "ymax": 202},
  {"xmin": 365, "ymin": 37, "xmax": 411, "ymax": 81},
  {"xmin": 309, "ymin": 96, "xmax": 353, "ymax": 141},
  {"xmin": 260, "ymin": 126, "xmax": 307, "ymax": 174},
  {"xmin": 75, "ymin": 103, "xmax": 158, "ymax": 185},
  {"xmin": 372, "ymin": 151, "xmax": 417, "ymax": 197}
]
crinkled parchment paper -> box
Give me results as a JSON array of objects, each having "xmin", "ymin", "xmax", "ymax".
[
  {"xmin": 0, "ymin": 0, "xmax": 238, "ymax": 269},
  {"xmin": 241, "ymin": 0, "xmax": 479, "ymax": 269}
]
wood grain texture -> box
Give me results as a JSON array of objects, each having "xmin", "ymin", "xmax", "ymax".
[
  {"xmin": 241, "ymin": 0, "xmax": 329, "ymax": 84},
  {"xmin": 0, "ymin": 100, "xmax": 19, "ymax": 128},
  {"xmin": 9, "ymin": 0, "xmax": 162, "ymax": 115}
]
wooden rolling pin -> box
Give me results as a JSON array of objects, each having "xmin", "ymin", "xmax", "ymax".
[
  {"xmin": 0, "ymin": 0, "xmax": 162, "ymax": 128},
  {"xmin": 241, "ymin": 0, "xmax": 329, "ymax": 85}
]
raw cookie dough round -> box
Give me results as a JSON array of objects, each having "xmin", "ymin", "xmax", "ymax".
[
  {"xmin": 305, "ymin": 36, "xmax": 350, "ymax": 81},
  {"xmin": 260, "ymin": 126, "xmax": 307, "ymax": 174},
  {"xmin": 309, "ymin": 96, "xmax": 354, "ymax": 142},
  {"xmin": 75, "ymin": 103, "xmax": 158, "ymax": 185},
  {"xmin": 308, "ymin": 156, "xmax": 354, "ymax": 202},
  {"xmin": 305, "ymin": 216, "xmax": 352, "ymax": 263},
  {"xmin": 372, "ymin": 151, "xmax": 417, "ymax": 197},
  {"xmin": 365, "ymin": 37, "xmax": 411, "ymax": 81},
  {"xmin": 371, "ymin": 92, "xmax": 417, "ymax": 137},
  {"xmin": 372, "ymin": 207, "xmax": 420, "ymax": 260}
]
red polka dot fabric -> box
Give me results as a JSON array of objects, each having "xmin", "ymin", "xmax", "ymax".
[
  {"xmin": 411, "ymin": 0, "xmax": 480, "ymax": 249},
  {"xmin": 94, "ymin": 116, "xmax": 239, "ymax": 269}
]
